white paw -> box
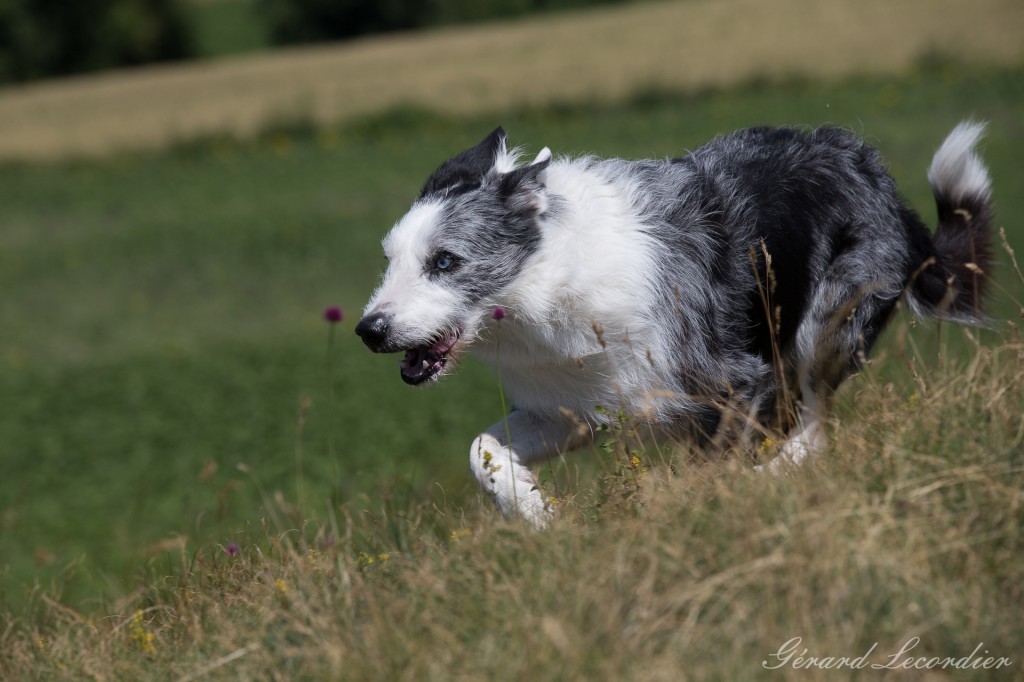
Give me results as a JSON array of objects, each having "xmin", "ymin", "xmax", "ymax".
[
  {"xmin": 755, "ymin": 425, "xmax": 824, "ymax": 475},
  {"xmin": 754, "ymin": 453, "xmax": 797, "ymax": 476},
  {"xmin": 470, "ymin": 433, "xmax": 551, "ymax": 528},
  {"xmin": 513, "ymin": 487, "xmax": 553, "ymax": 529}
]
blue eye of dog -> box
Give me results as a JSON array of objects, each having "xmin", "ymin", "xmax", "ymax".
[{"xmin": 434, "ymin": 252, "xmax": 456, "ymax": 271}]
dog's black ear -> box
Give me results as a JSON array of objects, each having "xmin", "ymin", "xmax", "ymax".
[
  {"xmin": 451, "ymin": 127, "xmax": 507, "ymax": 174},
  {"xmin": 499, "ymin": 147, "xmax": 551, "ymax": 216},
  {"xmin": 420, "ymin": 127, "xmax": 506, "ymax": 198},
  {"xmin": 473, "ymin": 127, "xmax": 507, "ymax": 164}
]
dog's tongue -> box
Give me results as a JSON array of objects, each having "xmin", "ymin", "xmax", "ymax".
[
  {"xmin": 432, "ymin": 334, "xmax": 458, "ymax": 355},
  {"xmin": 398, "ymin": 333, "xmax": 457, "ymax": 384}
]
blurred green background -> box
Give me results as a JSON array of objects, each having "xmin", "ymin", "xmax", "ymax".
[{"xmin": 0, "ymin": 0, "xmax": 1022, "ymax": 611}]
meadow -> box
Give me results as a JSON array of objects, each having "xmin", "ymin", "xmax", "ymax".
[{"xmin": 1, "ymin": 57, "xmax": 1023, "ymax": 678}]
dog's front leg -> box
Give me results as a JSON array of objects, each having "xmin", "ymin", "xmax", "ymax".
[{"xmin": 470, "ymin": 410, "xmax": 590, "ymax": 528}]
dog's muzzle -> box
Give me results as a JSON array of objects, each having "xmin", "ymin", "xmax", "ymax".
[{"xmin": 355, "ymin": 312, "xmax": 394, "ymax": 353}]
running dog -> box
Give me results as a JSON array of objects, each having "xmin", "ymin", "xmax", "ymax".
[{"xmin": 356, "ymin": 123, "xmax": 993, "ymax": 527}]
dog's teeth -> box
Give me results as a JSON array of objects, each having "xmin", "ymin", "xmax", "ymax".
[{"xmin": 421, "ymin": 360, "xmax": 430, "ymax": 369}]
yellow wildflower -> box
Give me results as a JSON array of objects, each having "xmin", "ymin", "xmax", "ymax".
[{"xmin": 129, "ymin": 609, "xmax": 156, "ymax": 655}]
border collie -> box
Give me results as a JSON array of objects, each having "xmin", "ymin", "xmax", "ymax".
[{"xmin": 356, "ymin": 123, "xmax": 993, "ymax": 527}]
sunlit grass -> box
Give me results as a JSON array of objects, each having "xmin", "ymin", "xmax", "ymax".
[
  {"xmin": 1, "ymin": 61, "xmax": 1022, "ymax": 615},
  {"xmin": 2, "ymin": 302, "xmax": 1021, "ymax": 679}
]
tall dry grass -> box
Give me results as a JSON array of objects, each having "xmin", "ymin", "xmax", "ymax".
[
  {"xmin": 3, "ymin": 231, "xmax": 1023, "ymax": 682},
  {"xmin": 3, "ymin": 298, "xmax": 1022, "ymax": 679}
]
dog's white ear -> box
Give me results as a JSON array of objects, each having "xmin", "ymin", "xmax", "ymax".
[
  {"xmin": 531, "ymin": 146, "xmax": 552, "ymax": 167},
  {"xmin": 499, "ymin": 149, "xmax": 551, "ymax": 216}
]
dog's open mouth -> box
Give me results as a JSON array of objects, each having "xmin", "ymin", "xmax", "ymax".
[{"xmin": 399, "ymin": 328, "xmax": 461, "ymax": 385}]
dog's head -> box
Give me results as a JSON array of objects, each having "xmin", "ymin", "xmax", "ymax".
[{"xmin": 356, "ymin": 127, "xmax": 551, "ymax": 385}]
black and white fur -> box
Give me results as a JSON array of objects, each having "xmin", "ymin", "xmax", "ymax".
[{"xmin": 356, "ymin": 123, "xmax": 994, "ymax": 527}]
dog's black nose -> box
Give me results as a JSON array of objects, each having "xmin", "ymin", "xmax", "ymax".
[{"xmin": 355, "ymin": 312, "xmax": 392, "ymax": 351}]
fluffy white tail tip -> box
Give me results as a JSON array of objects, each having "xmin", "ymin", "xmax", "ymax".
[{"xmin": 927, "ymin": 121, "xmax": 991, "ymax": 204}]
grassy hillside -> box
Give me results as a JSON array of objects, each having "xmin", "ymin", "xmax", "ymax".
[
  {"xmin": 0, "ymin": 0, "xmax": 1022, "ymax": 160},
  {"xmin": 0, "ymin": 61, "xmax": 1022, "ymax": 677},
  {"xmin": 1, "ymin": 60, "xmax": 1023, "ymax": 612},
  {"xmin": 3, "ymin": 308, "xmax": 1023, "ymax": 679}
]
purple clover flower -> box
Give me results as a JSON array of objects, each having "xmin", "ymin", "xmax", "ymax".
[
  {"xmin": 492, "ymin": 306, "xmax": 506, "ymax": 321},
  {"xmin": 225, "ymin": 542, "xmax": 240, "ymax": 556},
  {"xmin": 323, "ymin": 306, "xmax": 344, "ymax": 323}
]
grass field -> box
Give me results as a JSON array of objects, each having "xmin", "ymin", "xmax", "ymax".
[
  {"xmin": 3, "ymin": 273, "xmax": 1024, "ymax": 678},
  {"xmin": 0, "ymin": 23, "xmax": 1023, "ymax": 679},
  {"xmin": 2, "ymin": 58, "xmax": 1023, "ymax": 608}
]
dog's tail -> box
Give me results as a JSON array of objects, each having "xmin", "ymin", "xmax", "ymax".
[{"xmin": 908, "ymin": 121, "xmax": 994, "ymax": 324}]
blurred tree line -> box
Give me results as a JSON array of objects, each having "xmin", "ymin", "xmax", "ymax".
[
  {"xmin": 0, "ymin": 0, "xmax": 193, "ymax": 83},
  {"xmin": 0, "ymin": 0, "xmax": 628, "ymax": 85},
  {"xmin": 256, "ymin": 0, "xmax": 629, "ymax": 44}
]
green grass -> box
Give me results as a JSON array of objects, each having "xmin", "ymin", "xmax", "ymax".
[
  {"xmin": 1, "ymin": 62, "xmax": 1023, "ymax": 621},
  {"xmin": 186, "ymin": 0, "xmax": 270, "ymax": 58},
  {"xmin": 3, "ymin": 321, "xmax": 1022, "ymax": 680}
]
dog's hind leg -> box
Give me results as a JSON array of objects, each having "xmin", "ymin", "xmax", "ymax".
[
  {"xmin": 761, "ymin": 367, "xmax": 828, "ymax": 473},
  {"xmin": 762, "ymin": 276, "xmax": 901, "ymax": 474},
  {"xmin": 470, "ymin": 410, "xmax": 592, "ymax": 528}
]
